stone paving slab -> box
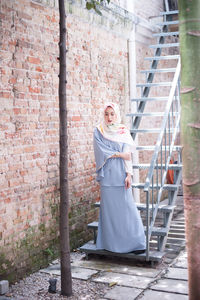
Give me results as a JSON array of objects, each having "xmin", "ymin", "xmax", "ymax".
[
  {"xmin": 104, "ymin": 286, "xmax": 142, "ymax": 300},
  {"xmin": 151, "ymin": 278, "xmax": 188, "ymax": 295},
  {"xmin": 173, "ymin": 261, "xmax": 188, "ymax": 268},
  {"xmin": 71, "ymin": 266, "xmax": 99, "ymax": 280},
  {"xmin": 165, "ymin": 267, "xmax": 188, "ymax": 281},
  {"xmin": 140, "ymin": 290, "xmax": 189, "ymax": 300},
  {"xmin": 173, "ymin": 257, "xmax": 188, "ymax": 269},
  {"xmin": 40, "ymin": 264, "xmax": 61, "ymax": 275},
  {"xmin": 92, "ymin": 272, "xmax": 153, "ymax": 289},
  {"xmin": 71, "ymin": 259, "xmax": 161, "ymax": 278},
  {"xmin": 40, "ymin": 264, "xmax": 99, "ymax": 280}
]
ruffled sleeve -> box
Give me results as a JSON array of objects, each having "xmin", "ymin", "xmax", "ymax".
[{"xmin": 93, "ymin": 128, "xmax": 117, "ymax": 179}]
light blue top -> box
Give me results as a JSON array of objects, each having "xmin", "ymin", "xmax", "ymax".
[{"xmin": 93, "ymin": 127, "xmax": 127, "ymax": 186}]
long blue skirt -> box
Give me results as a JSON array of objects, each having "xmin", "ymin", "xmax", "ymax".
[{"xmin": 96, "ymin": 186, "xmax": 146, "ymax": 253}]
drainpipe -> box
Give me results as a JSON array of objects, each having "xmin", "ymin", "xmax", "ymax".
[{"xmin": 127, "ymin": 2, "xmax": 140, "ymax": 203}]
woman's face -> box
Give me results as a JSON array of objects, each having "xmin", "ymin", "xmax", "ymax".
[{"xmin": 104, "ymin": 106, "xmax": 117, "ymax": 125}]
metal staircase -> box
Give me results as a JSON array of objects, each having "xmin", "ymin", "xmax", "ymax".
[{"xmin": 80, "ymin": 7, "xmax": 182, "ymax": 263}]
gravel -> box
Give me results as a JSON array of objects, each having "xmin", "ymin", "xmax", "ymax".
[
  {"xmin": 7, "ymin": 252, "xmax": 109, "ymax": 300},
  {"xmin": 8, "ymin": 272, "xmax": 109, "ymax": 300}
]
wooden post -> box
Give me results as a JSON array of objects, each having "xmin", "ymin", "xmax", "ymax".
[
  {"xmin": 58, "ymin": 0, "xmax": 72, "ymax": 296},
  {"xmin": 179, "ymin": 0, "xmax": 200, "ymax": 299}
]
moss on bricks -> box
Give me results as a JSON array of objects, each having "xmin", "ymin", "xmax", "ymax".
[
  {"xmin": 0, "ymin": 253, "xmax": 13, "ymax": 281},
  {"xmin": 0, "ymin": 223, "xmax": 59, "ymax": 283}
]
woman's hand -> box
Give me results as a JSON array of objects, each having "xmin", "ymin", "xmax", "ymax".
[
  {"xmin": 122, "ymin": 152, "xmax": 131, "ymax": 161},
  {"xmin": 113, "ymin": 152, "xmax": 131, "ymax": 160},
  {"xmin": 125, "ymin": 173, "xmax": 132, "ymax": 189}
]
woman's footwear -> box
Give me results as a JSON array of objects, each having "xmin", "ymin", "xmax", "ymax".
[{"xmin": 132, "ymin": 249, "xmax": 146, "ymax": 255}]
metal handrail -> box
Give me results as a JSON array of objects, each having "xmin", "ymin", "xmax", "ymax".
[
  {"xmin": 144, "ymin": 58, "xmax": 181, "ymax": 261},
  {"xmin": 144, "ymin": 58, "xmax": 180, "ymax": 192}
]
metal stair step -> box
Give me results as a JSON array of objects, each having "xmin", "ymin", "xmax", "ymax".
[
  {"xmin": 132, "ymin": 183, "xmax": 179, "ymax": 191},
  {"xmin": 141, "ymin": 68, "xmax": 176, "ymax": 74},
  {"xmin": 127, "ymin": 112, "xmax": 165, "ymax": 117},
  {"xmin": 132, "ymin": 163, "xmax": 182, "ymax": 170},
  {"xmin": 144, "ymin": 55, "xmax": 179, "ymax": 61},
  {"xmin": 94, "ymin": 202, "xmax": 175, "ymax": 213},
  {"xmin": 160, "ymin": 10, "xmax": 179, "ymax": 15},
  {"xmin": 168, "ymin": 231, "xmax": 185, "ymax": 238},
  {"xmin": 137, "ymin": 203, "xmax": 175, "ymax": 213},
  {"xmin": 128, "ymin": 112, "xmax": 178, "ymax": 117},
  {"xmin": 136, "ymin": 145, "xmax": 182, "ymax": 151},
  {"xmin": 153, "ymin": 31, "xmax": 179, "ymax": 37},
  {"xmin": 168, "ymin": 233, "xmax": 185, "ymax": 239},
  {"xmin": 131, "ymin": 97, "xmax": 169, "ymax": 102},
  {"xmin": 166, "ymin": 237, "xmax": 186, "ymax": 244},
  {"xmin": 130, "ymin": 128, "xmax": 175, "ymax": 133},
  {"xmin": 171, "ymin": 221, "xmax": 185, "ymax": 226},
  {"xmin": 87, "ymin": 221, "xmax": 168, "ymax": 237},
  {"xmin": 79, "ymin": 241, "xmax": 164, "ymax": 262},
  {"xmin": 170, "ymin": 227, "xmax": 185, "ymax": 232},
  {"xmin": 149, "ymin": 43, "xmax": 179, "ymax": 49},
  {"xmin": 136, "ymin": 82, "xmax": 172, "ymax": 87},
  {"xmin": 170, "ymin": 224, "xmax": 185, "ymax": 229},
  {"xmin": 150, "ymin": 239, "xmax": 182, "ymax": 248},
  {"xmin": 157, "ymin": 21, "xmax": 179, "ymax": 26}
]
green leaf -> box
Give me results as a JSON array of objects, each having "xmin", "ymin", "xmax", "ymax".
[
  {"xmin": 86, "ymin": 2, "xmax": 94, "ymax": 10},
  {"xmin": 85, "ymin": 0, "xmax": 110, "ymax": 14},
  {"xmin": 109, "ymin": 282, "xmax": 118, "ymax": 287}
]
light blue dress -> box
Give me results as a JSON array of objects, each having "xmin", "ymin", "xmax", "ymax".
[{"xmin": 93, "ymin": 128, "xmax": 146, "ymax": 253}]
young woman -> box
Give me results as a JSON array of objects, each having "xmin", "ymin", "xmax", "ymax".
[{"xmin": 93, "ymin": 102, "xmax": 146, "ymax": 253}]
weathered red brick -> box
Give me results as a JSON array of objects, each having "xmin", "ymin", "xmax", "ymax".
[
  {"xmin": 30, "ymin": 2, "xmax": 44, "ymax": 10},
  {"xmin": 72, "ymin": 116, "xmax": 81, "ymax": 121},
  {"xmin": 0, "ymin": 91, "xmax": 12, "ymax": 98},
  {"xmin": 24, "ymin": 146, "xmax": 36, "ymax": 153},
  {"xmin": 27, "ymin": 56, "xmax": 41, "ymax": 64},
  {"xmin": 36, "ymin": 66, "xmax": 43, "ymax": 72},
  {"xmin": 28, "ymin": 86, "xmax": 40, "ymax": 93}
]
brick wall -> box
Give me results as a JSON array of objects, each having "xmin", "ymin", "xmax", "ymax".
[
  {"xmin": 0, "ymin": 0, "xmax": 61, "ymax": 281},
  {"xmin": 0, "ymin": 0, "xmax": 167, "ymax": 280},
  {"xmin": 0, "ymin": 0, "xmax": 132, "ymax": 280}
]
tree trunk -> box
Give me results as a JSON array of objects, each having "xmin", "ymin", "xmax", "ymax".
[
  {"xmin": 58, "ymin": 0, "xmax": 72, "ymax": 296},
  {"xmin": 179, "ymin": 1, "xmax": 200, "ymax": 299}
]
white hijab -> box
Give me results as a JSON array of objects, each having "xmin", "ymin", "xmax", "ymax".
[{"xmin": 97, "ymin": 102, "xmax": 135, "ymax": 151}]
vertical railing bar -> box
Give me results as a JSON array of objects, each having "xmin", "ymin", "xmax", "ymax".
[
  {"xmin": 178, "ymin": 77, "xmax": 181, "ymax": 113},
  {"xmin": 146, "ymin": 191, "xmax": 150, "ymax": 261},
  {"xmin": 165, "ymin": 0, "xmax": 169, "ymax": 12},
  {"xmin": 176, "ymin": 90, "xmax": 178, "ymax": 111},
  {"xmin": 165, "ymin": 128, "xmax": 167, "ymax": 171},
  {"xmin": 161, "ymin": 140, "xmax": 163, "ymax": 185},
  {"xmin": 151, "ymin": 176, "xmax": 154, "ymax": 221},
  {"xmin": 172, "ymin": 100, "xmax": 174, "ymax": 150},
  {"xmin": 176, "ymin": 85, "xmax": 180, "ymax": 136},
  {"xmin": 168, "ymin": 114, "xmax": 171, "ymax": 156},
  {"xmin": 156, "ymin": 158, "xmax": 158, "ymax": 202},
  {"xmin": 174, "ymin": 87, "xmax": 177, "ymax": 124}
]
